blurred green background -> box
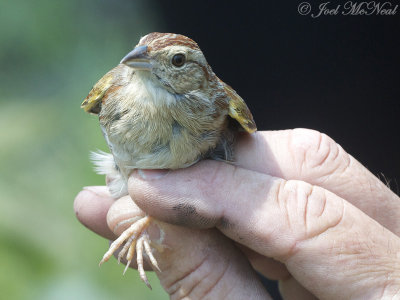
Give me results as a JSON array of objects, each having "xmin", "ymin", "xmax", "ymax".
[{"xmin": 0, "ymin": 0, "xmax": 168, "ymax": 298}]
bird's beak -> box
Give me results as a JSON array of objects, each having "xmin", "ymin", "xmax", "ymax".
[{"xmin": 120, "ymin": 45, "xmax": 152, "ymax": 70}]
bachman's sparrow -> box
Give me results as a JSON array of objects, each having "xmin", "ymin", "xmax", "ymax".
[{"xmin": 81, "ymin": 32, "xmax": 256, "ymax": 288}]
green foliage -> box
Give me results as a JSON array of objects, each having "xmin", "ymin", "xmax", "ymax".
[{"xmin": 0, "ymin": 0, "xmax": 167, "ymax": 298}]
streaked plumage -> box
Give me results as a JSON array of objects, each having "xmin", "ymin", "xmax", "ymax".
[{"xmin": 81, "ymin": 32, "xmax": 256, "ymax": 287}]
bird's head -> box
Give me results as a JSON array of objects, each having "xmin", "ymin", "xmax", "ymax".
[
  {"xmin": 120, "ymin": 33, "xmax": 218, "ymax": 95},
  {"xmin": 82, "ymin": 32, "xmax": 256, "ymax": 134}
]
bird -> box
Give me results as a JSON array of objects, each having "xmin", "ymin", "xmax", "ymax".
[{"xmin": 81, "ymin": 32, "xmax": 257, "ymax": 288}]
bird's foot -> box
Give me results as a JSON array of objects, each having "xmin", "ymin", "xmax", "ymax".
[{"xmin": 99, "ymin": 215, "xmax": 160, "ymax": 289}]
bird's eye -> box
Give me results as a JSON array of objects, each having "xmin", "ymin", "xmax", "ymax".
[{"xmin": 171, "ymin": 54, "xmax": 186, "ymax": 67}]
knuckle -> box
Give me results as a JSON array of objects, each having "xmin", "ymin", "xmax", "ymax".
[
  {"xmin": 276, "ymin": 179, "xmax": 315, "ymax": 230},
  {"xmin": 167, "ymin": 256, "xmax": 229, "ymax": 300},
  {"xmin": 289, "ymin": 128, "xmax": 351, "ymax": 179},
  {"xmin": 276, "ymin": 179, "xmax": 343, "ymax": 258}
]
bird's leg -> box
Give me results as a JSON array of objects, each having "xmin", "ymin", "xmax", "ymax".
[
  {"xmin": 99, "ymin": 216, "xmax": 151, "ymax": 265},
  {"xmin": 99, "ymin": 215, "xmax": 161, "ymax": 288}
]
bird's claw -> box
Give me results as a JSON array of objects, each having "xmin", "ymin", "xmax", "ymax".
[{"xmin": 99, "ymin": 216, "xmax": 161, "ymax": 289}]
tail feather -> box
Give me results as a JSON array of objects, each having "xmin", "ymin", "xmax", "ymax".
[
  {"xmin": 90, "ymin": 150, "xmax": 128, "ymax": 198},
  {"xmin": 90, "ymin": 150, "xmax": 117, "ymax": 175}
]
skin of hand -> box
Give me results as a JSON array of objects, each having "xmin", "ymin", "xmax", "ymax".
[{"xmin": 75, "ymin": 129, "xmax": 400, "ymax": 299}]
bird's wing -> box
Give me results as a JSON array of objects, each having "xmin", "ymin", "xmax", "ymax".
[
  {"xmin": 81, "ymin": 72, "xmax": 114, "ymax": 114},
  {"xmin": 219, "ymin": 79, "xmax": 257, "ymax": 133}
]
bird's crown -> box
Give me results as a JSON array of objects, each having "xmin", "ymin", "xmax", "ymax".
[{"xmin": 137, "ymin": 32, "xmax": 200, "ymax": 52}]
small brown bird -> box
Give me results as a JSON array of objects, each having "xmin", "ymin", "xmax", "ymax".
[{"xmin": 81, "ymin": 32, "xmax": 256, "ymax": 287}]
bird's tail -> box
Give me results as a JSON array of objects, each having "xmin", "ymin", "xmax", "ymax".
[{"xmin": 90, "ymin": 150, "xmax": 128, "ymax": 198}]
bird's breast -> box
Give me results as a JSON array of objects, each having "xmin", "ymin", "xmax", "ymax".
[{"xmin": 99, "ymin": 80, "xmax": 228, "ymax": 175}]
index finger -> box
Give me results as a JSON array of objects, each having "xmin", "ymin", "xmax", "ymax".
[
  {"xmin": 235, "ymin": 129, "xmax": 400, "ymax": 234},
  {"xmin": 128, "ymin": 161, "xmax": 400, "ymax": 299}
]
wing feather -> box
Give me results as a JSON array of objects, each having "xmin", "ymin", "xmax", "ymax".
[
  {"xmin": 219, "ymin": 79, "xmax": 257, "ymax": 133},
  {"xmin": 81, "ymin": 73, "xmax": 114, "ymax": 114}
]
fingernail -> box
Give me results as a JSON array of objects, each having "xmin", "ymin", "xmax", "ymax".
[{"xmin": 136, "ymin": 169, "xmax": 169, "ymax": 180}]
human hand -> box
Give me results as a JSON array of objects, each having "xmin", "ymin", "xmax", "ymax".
[
  {"xmin": 74, "ymin": 187, "xmax": 271, "ymax": 299},
  {"xmin": 124, "ymin": 129, "xmax": 400, "ymax": 299},
  {"xmin": 75, "ymin": 129, "xmax": 400, "ymax": 299}
]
